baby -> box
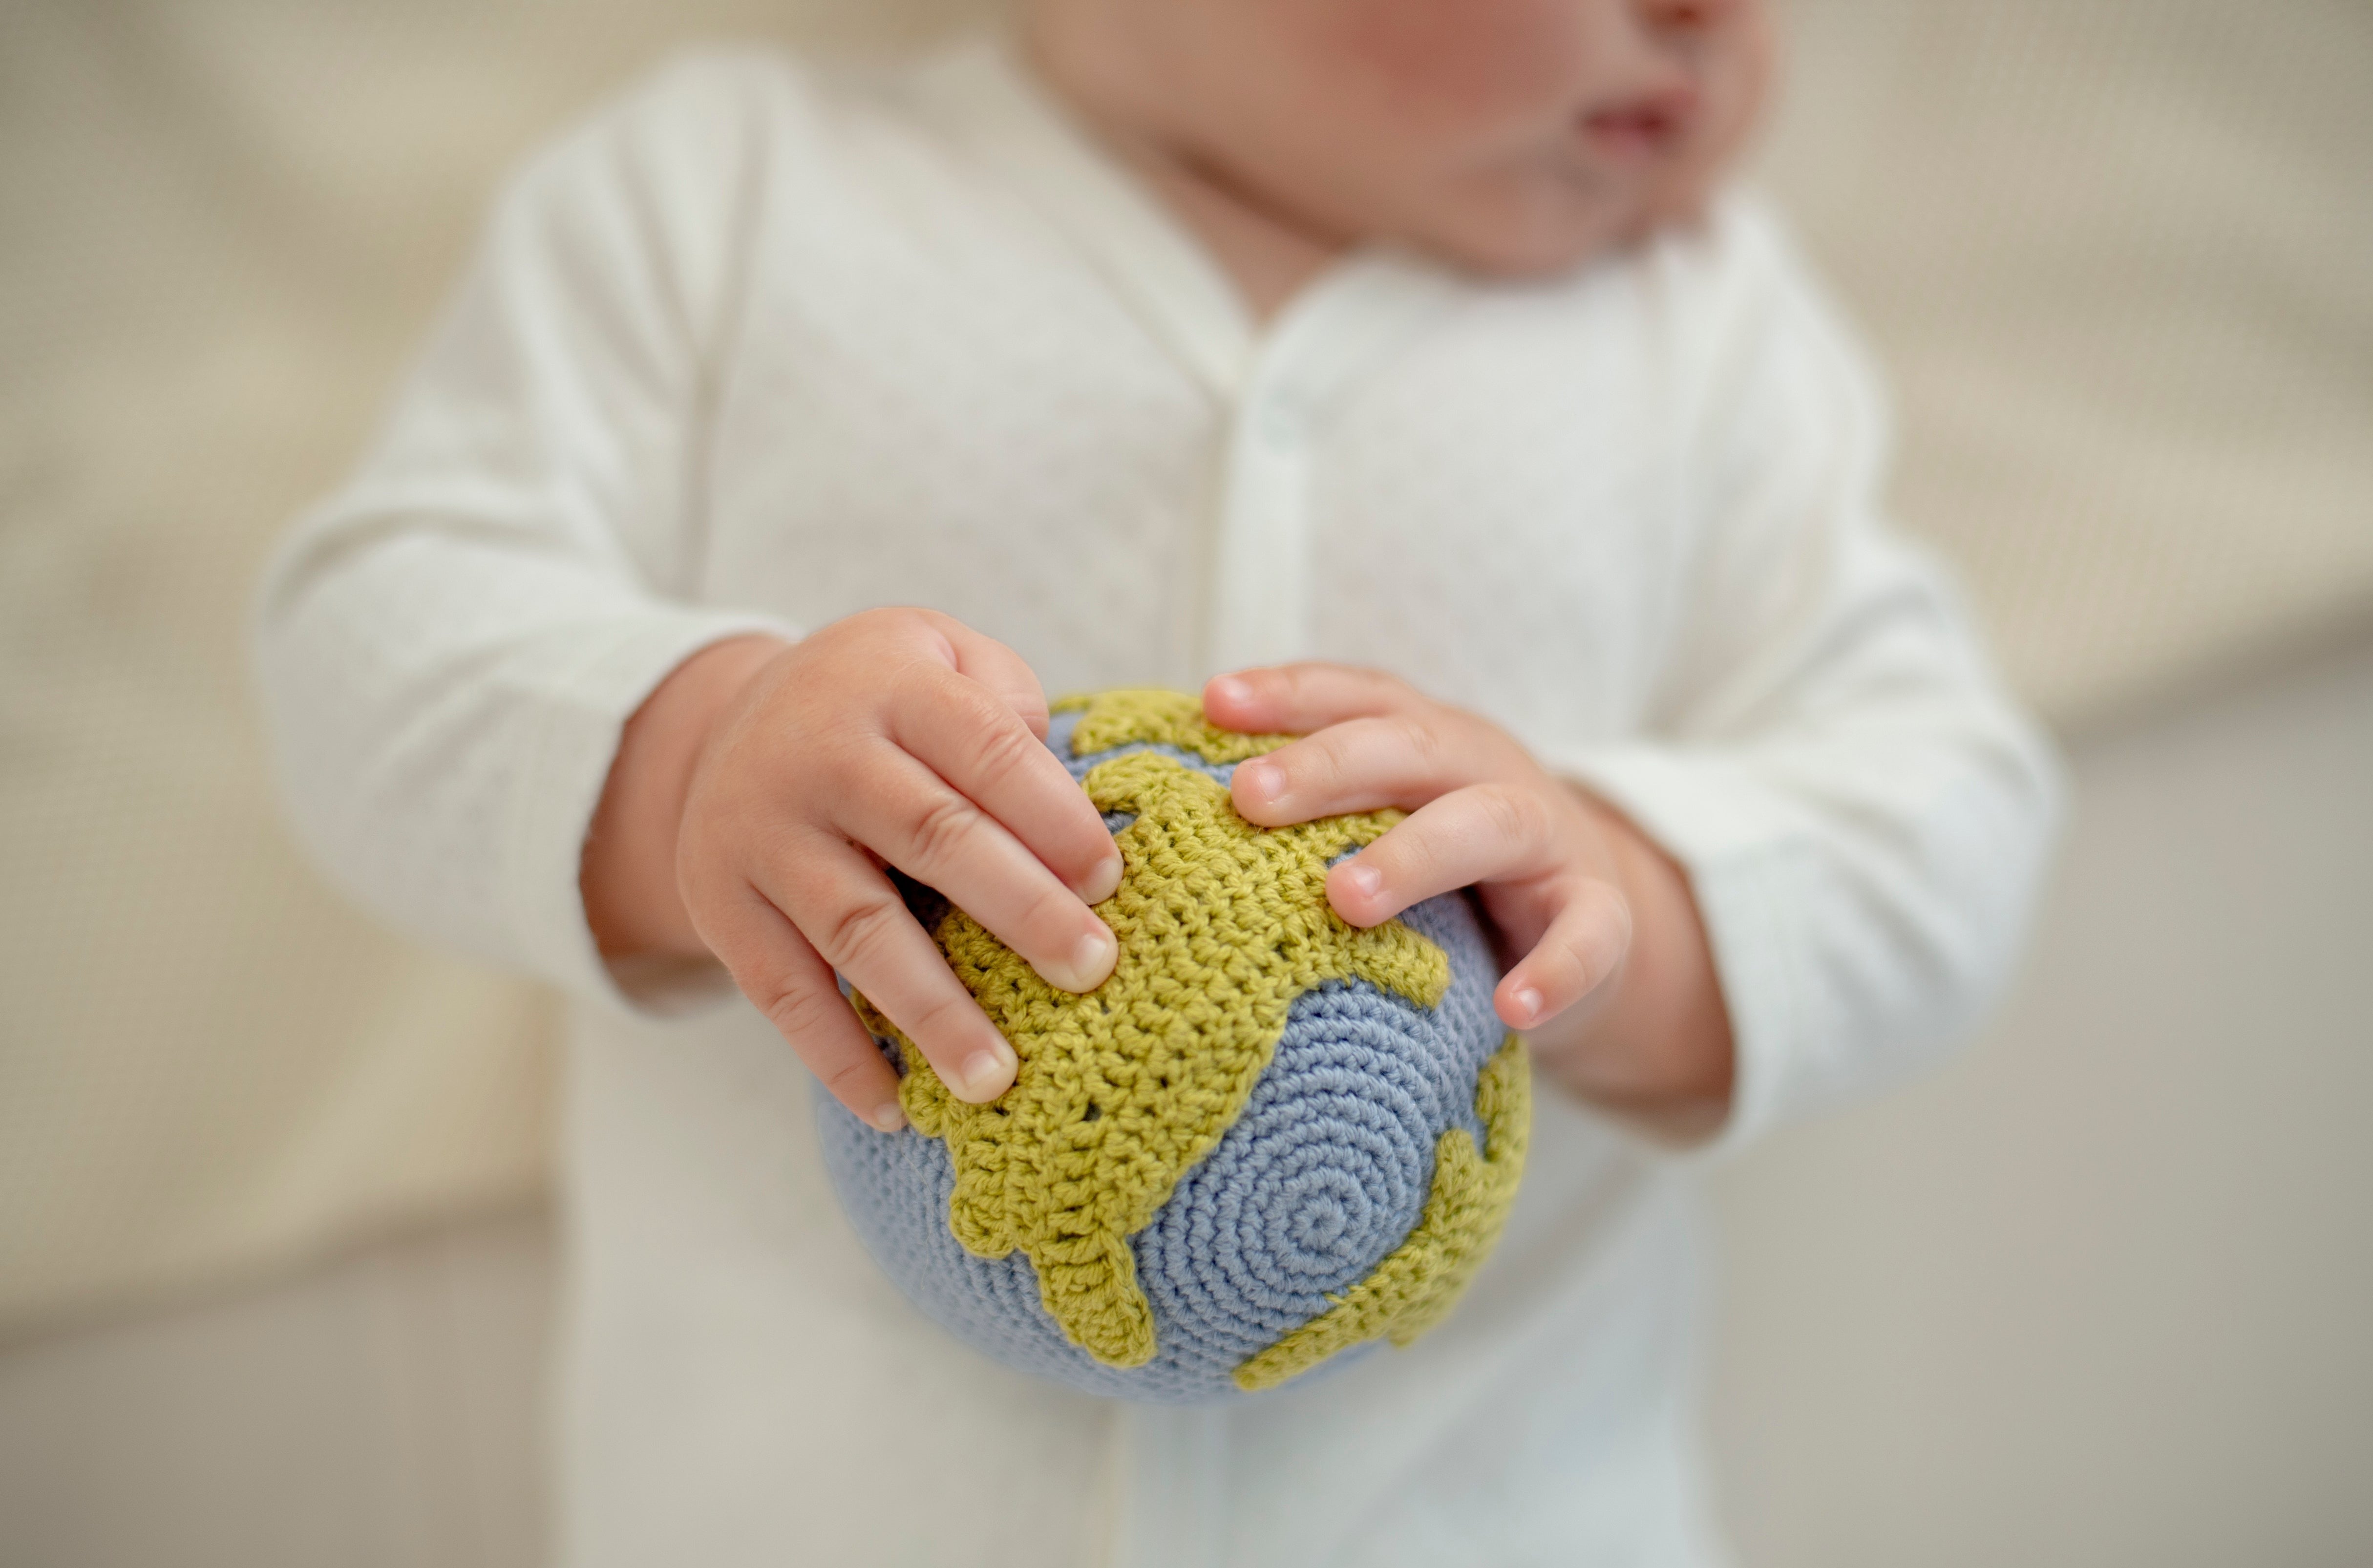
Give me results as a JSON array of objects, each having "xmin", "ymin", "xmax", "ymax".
[{"xmin": 257, "ymin": 1, "xmax": 2059, "ymax": 1564}]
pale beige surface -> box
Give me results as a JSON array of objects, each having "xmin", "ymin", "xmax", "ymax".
[
  {"xmin": 0, "ymin": 1209, "xmax": 553, "ymax": 1568},
  {"xmin": 0, "ymin": 0, "xmax": 2366, "ymax": 1379},
  {"xmin": 1706, "ymin": 632, "xmax": 2373, "ymax": 1567},
  {"xmin": 1761, "ymin": 0, "xmax": 2373, "ymax": 722}
]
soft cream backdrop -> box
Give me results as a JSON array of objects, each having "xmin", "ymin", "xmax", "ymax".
[{"xmin": 2, "ymin": 0, "xmax": 2367, "ymax": 1495}]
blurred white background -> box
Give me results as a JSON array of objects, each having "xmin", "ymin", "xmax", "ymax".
[{"xmin": 2, "ymin": 2, "xmax": 2368, "ymax": 1564}]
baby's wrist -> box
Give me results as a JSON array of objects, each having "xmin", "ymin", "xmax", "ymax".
[
  {"xmin": 583, "ymin": 634, "xmax": 789, "ymax": 961},
  {"xmin": 1528, "ymin": 788, "xmax": 1735, "ymax": 1143}
]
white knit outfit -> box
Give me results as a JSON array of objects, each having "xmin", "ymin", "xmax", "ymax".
[{"xmin": 256, "ymin": 36, "xmax": 2059, "ymax": 1568}]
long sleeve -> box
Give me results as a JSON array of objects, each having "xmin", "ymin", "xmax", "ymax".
[
  {"xmin": 1547, "ymin": 201, "xmax": 2064, "ymax": 1152},
  {"xmin": 253, "ymin": 54, "xmax": 797, "ymax": 1004}
]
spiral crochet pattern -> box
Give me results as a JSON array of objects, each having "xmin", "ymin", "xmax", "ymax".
[{"xmin": 814, "ymin": 690, "xmax": 1530, "ymax": 1400}]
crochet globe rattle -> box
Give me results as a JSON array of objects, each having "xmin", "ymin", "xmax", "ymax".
[{"xmin": 814, "ymin": 689, "xmax": 1531, "ymax": 1400}]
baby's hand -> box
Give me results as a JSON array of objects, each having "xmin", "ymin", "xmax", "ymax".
[
  {"xmin": 588, "ymin": 609, "xmax": 1121, "ymax": 1132},
  {"xmin": 1205, "ymin": 664, "xmax": 1732, "ymax": 1129},
  {"xmin": 1205, "ymin": 665, "xmax": 1628, "ymax": 1034}
]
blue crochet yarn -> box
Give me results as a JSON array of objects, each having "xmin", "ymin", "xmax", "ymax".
[{"xmin": 813, "ymin": 708, "xmax": 1510, "ymax": 1402}]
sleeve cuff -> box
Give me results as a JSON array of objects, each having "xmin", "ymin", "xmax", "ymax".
[
  {"xmin": 499, "ymin": 608, "xmax": 796, "ymax": 1015},
  {"xmin": 1538, "ymin": 742, "xmax": 1821, "ymax": 1159}
]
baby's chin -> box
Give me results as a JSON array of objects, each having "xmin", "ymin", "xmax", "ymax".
[
  {"xmin": 1382, "ymin": 94, "xmax": 1756, "ymax": 278},
  {"xmin": 1398, "ymin": 181, "xmax": 1679, "ymax": 281}
]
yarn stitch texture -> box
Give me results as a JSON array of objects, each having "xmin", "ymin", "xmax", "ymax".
[
  {"xmin": 1234, "ymin": 1034, "xmax": 1529, "ymax": 1391},
  {"xmin": 824, "ymin": 690, "xmax": 1530, "ymax": 1400}
]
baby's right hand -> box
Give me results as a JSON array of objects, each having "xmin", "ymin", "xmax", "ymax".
[{"xmin": 589, "ymin": 608, "xmax": 1121, "ymax": 1132}]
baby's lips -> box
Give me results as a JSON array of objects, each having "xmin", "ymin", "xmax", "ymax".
[{"xmin": 1581, "ymin": 84, "xmax": 1698, "ymax": 158}]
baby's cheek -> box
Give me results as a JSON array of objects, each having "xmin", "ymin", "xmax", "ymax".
[{"xmin": 1316, "ymin": 0, "xmax": 1592, "ymax": 126}]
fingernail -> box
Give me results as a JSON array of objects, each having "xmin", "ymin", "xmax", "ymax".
[
  {"xmin": 1208, "ymin": 676, "xmax": 1251, "ymax": 710},
  {"xmin": 869, "ymin": 1102, "xmax": 907, "ymax": 1134},
  {"xmin": 1510, "ymin": 987, "xmax": 1544, "ymax": 1026},
  {"xmin": 1080, "ymin": 853, "xmax": 1123, "ymax": 905},
  {"xmin": 1236, "ymin": 760, "xmax": 1282, "ymax": 806},
  {"xmin": 1059, "ymin": 927, "xmax": 1117, "ymax": 992},
  {"xmin": 957, "ymin": 1045, "xmax": 1016, "ymax": 1101},
  {"xmin": 1344, "ymin": 863, "xmax": 1382, "ymax": 900}
]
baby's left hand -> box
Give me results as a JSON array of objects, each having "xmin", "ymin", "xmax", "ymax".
[
  {"xmin": 1207, "ymin": 664, "xmax": 1629, "ymax": 1035},
  {"xmin": 1206, "ymin": 664, "xmax": 1733, "ymax": 1131}
]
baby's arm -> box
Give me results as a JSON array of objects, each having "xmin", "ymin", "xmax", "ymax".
[
  {"xmin": 1210, "ymin": 204, "xmax": 2062, "ymax": 1149},
  {"xmin": 256, "ymin": 57, "xmax": 1114, "ymax": 1129},
  {"xmin": 1572, "ymin": 209, "xmax": 2063, "ymax": 1149}
]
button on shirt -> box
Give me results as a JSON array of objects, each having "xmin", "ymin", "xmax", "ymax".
[{"xmin": 256, "ymin": 34, "xmax": 2060, "ymax": 1568}]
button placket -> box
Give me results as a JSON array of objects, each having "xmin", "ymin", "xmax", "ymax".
[
  {"xmin": 1196, "ymin": 255, "xmax": 1460, "ymax": 681},
  {"xmin": 1255, "ymin": 393, "xmax": 1305, "ymax": 449},
  {"xmin": 1207, "ymin": 377, "xmax": 1317, "ymax": 676}
]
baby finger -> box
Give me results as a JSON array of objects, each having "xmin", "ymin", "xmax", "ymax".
[
  {"xmin": 1323, "ymin": 783, "xmax": 1560, "ymax": 928},
  {"xmin": 1232, "ymin": 712, "xmax": 1495, "ymax": 826},
  {"xmin": 692, "ymin": 880, "xmax": 906, "ymax": 1131},
  {"xmin": 839, "ymin": 749, "xmax": 1117, "ymax": 995},
  {"xmin": 1496, "ymin": 880, "xmax": 1634, "ymax": 1031},
  {"xmin": 762, "ymin": 837, "xmax": 1020, "ymax": 1104},
  {"xmin": 932, "ymin": 614, "xmax": 1057, "ymax": 740},
  {"xmin": 1204, "ymin": 663, "xmax": 1421, "ymax": 735},
  {"xmin": 891, "ymin": 666, "xmax": 1122, "ymax": 906}
]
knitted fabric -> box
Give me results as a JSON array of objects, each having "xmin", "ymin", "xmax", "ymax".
[{"xmin": 816, "ymin": 691, "xmax": 1530, "ymax": 1400}]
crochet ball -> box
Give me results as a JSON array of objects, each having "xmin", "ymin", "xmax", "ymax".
[{"xmin": 815, "ymin": 690, "xmax": 1530, "ymax": 1401}]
